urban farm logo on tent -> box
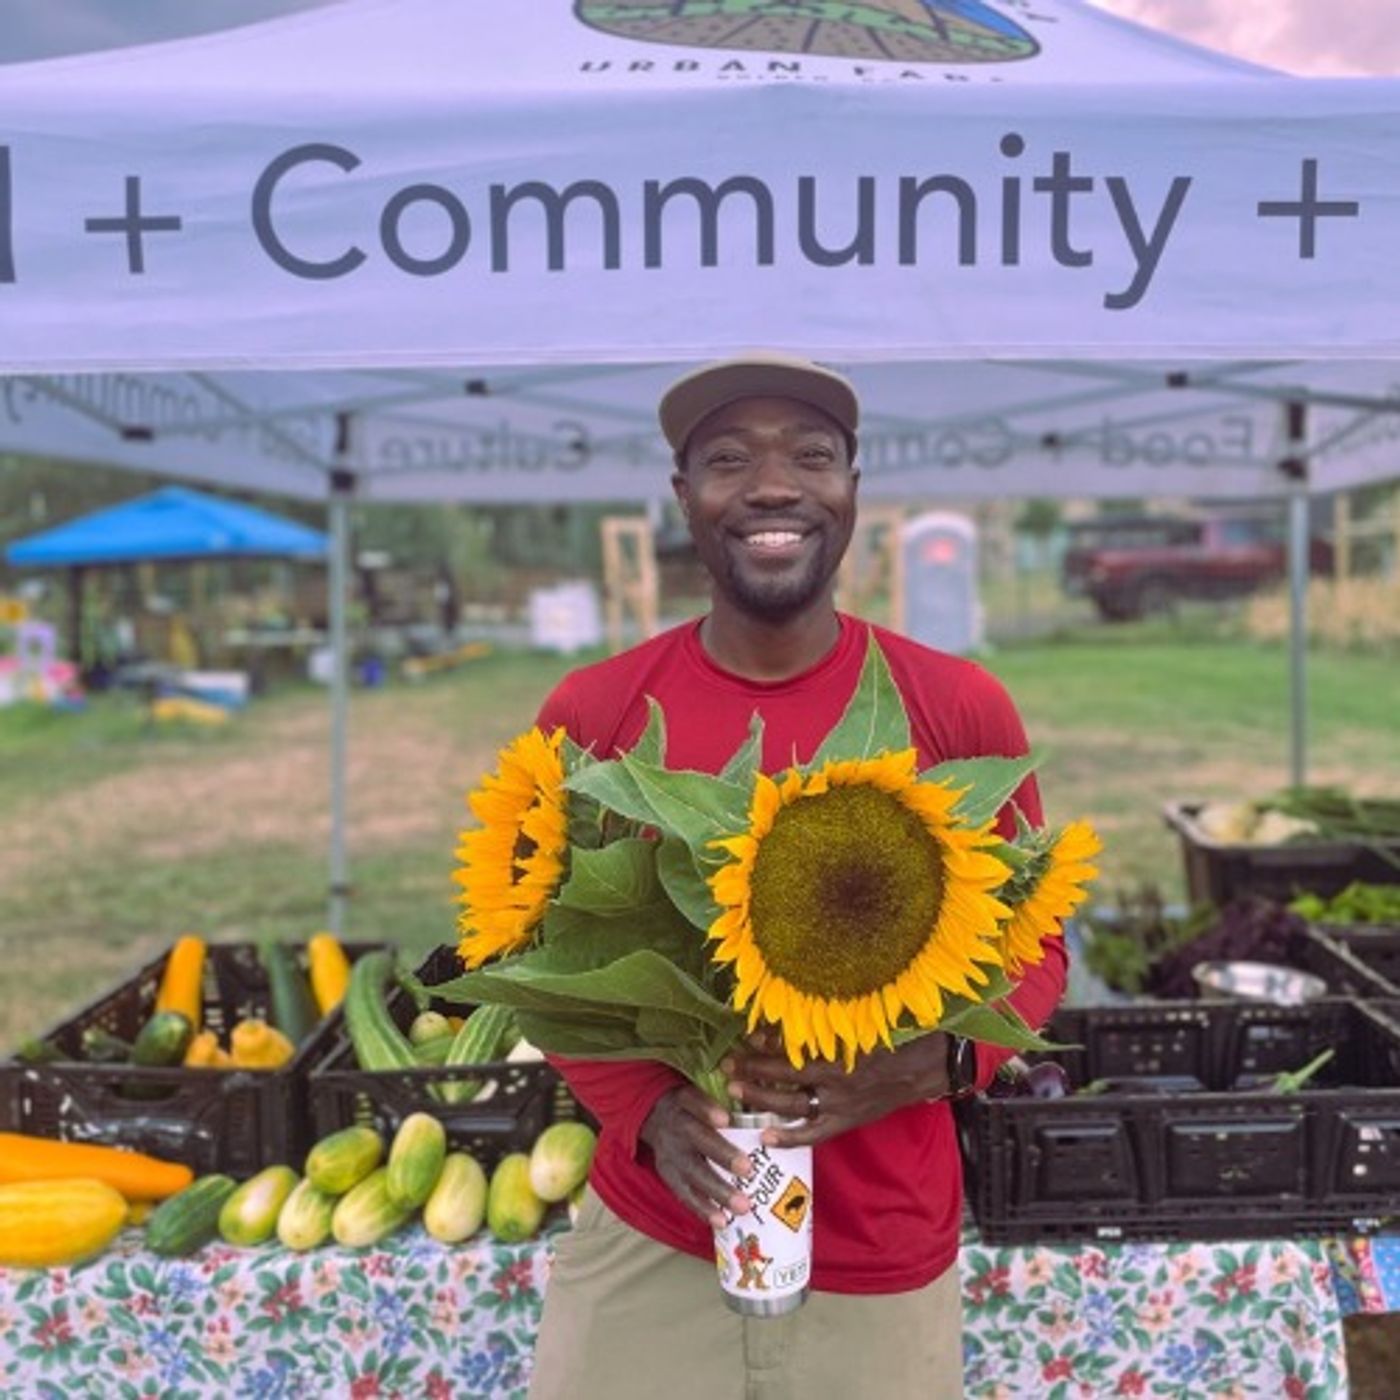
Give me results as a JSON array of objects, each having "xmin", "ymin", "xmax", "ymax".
[{"xmin": 575, "ymin": 1, "xmax": 1039, "ymax": 65}]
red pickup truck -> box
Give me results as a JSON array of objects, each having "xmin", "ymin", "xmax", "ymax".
[{"xmin": 1061, "ymin": 514, "xmax": 1333, "ymax": 621}]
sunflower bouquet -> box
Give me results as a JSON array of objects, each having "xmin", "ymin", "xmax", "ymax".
[{"xmin": 418, "ymin": 636, "xmax": 1099, "ymax": 1102}]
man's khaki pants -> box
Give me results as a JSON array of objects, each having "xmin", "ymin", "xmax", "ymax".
[{"xmin": 529, "ymin": 1189, "xmax": 965, "ymax": 1400}]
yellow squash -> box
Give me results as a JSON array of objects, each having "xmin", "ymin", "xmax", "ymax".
[
  {"xmin": 0, "ymin": 1132, "xmax": 193, "ymax": 1201},
  {"xmin": 183, "ymin": 1030, "xmax": 233, "ymax": 1069},
  {"xmin": 155, "ymin": 934, "xmax": 206, "ymax": 1032},
  {"xmin": 307, "ymin": 933, "xmax": 352, "ymax": 1015},
  {"xmin": 0, "ymin": 1178, "xmax": 128, "ymax": 1268},
  {"xmin": 229, "ymin": 1018, "xmax": 295, "ymax": 1070}
]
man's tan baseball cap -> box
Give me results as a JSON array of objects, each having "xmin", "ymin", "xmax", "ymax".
[{"xmin": 659, "ymin": 351, "xmax": 860, "ymax": 458}]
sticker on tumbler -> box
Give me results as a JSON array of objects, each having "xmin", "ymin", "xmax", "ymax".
[
  {"xmin": 712, "ymin": 1123, "xmax": 813, "ymax": 1313},
  {"xmin": 772, "ymin": 1176, "xmax": 811, "ymax": 1233}
]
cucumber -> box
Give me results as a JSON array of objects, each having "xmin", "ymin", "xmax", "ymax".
[
  {"xmin": 260, "ymin": 941, "xmax": 319, "ymax": 1045},
  {"xmin": 435, "ymin": 1003, "xmax": 515, "ymax": 1106},
  {"xmin": 344, "ymin": 952, "xmax": 418, "ymax": 1074},
  {"xmin": 386, "ymin": 1113, "xmax": 447, "ymax": 1209},
  {"xmin": 486, "ymin": 1153, "xmax": 547, "ymax": 1244},
  {"xmin": 218, "ymin": 1166, "xmax": 299, "ymax": 1247},
  {"xmin": 304, "ymin": 1125, "xmax": 384, "ymax": 1195},
  {"xmin": 423, "ymin": 1152, "xmax": 488, "ymax": 1244},
  {"xmin": 528, "ymin": 1122, "xmax": 597, "ymax": 1204},
  {"xmin": 276, "ymin": 1178, "xmax": 338, "ymax": 1251},
  {"xmin": 331, "ymin": 1167, "xmax": 411, "ymax": 1248},
  {"xmin": 146, "ymin": 1174, "xmax": 238, "ymax": 1257}
]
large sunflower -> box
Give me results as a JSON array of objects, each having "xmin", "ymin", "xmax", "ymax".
[
  {"xmin": 707, "ymin": 750, "xmax": 1013, "ymax": 1070},
  {"xmin": 997, "ymin": 820, "xmax": 1101, "ymax": 975},
  {"xmin": 455, "ymin": 727, "xmax": 568, "ymax": 968}
]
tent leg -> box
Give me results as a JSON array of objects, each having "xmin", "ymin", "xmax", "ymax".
[
  {"xmin": 327, "ymin": 473, "xmax": 353, "ymax": 935},
  {"xmin": 68, "ymin": 566, "xmax": 85, "ymax": 671},
  {"xmin": 1286, "ymin": 484, "xmax": 1309, "ymax": 789},
  {"xmin": 1282, "ymin": 402, "xmax": 1310, "ymax": 790}
]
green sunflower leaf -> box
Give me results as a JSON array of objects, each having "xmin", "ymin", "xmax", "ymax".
[
  {"xmin": 512, "ymin": 1009, "xmax": 645, "ymax": 1056},
  {"xmin": 539, "ymin": 900, "xmax": 705, "ymax": 976},
  {"xmin": 513, "ymin": 1007, "xmax": 741, "ymax": 1081},
  {"xmin": 657, "ymin": 836, "xmax": 722, "ymax": 931},
  {"xmin": 936, "ymin": 1001, "xmax": 1059, "ymax": 1052},
  {"xmin": 426, "ymin": 948, "xmax": 745, "ymax": 1083},
  {"xmin": 923, "ymin": 753, "xmax": 1040, "ymax": 829},
  {"xmin": 565, "ymin": 788, "xmax": 607, "ymax": 851},
  {"xmin": 618, "ymin": 754, "xmax": 750, "ymax": 854},
  {"xmin": 630, "ymin": 697, "xmax": 668, "ymax": 767},
  {"xmin": 718, "ymin": 712, "xmax": 765, "ymax": 787},
  {"xmin": 811, "ymin": 633, "xmax": 910, "ymax": 767},
  {"xmin": 561, "ymin": 733, "xmax": 593, "ymax": 773},
  {"xmin": 564, "ymin": 757, "xmax": 656, "ymax": 827},
  {"xmin": 966, "ymin": 963, "xmax": 1016, "ymax": 1004},
  {"xmin": 511, "ymin": 949, "xmax": 733, "ymax": 1025},
  {"xmin": 555, "ymin": 837, "xmax": 660, "ymax": 915}
]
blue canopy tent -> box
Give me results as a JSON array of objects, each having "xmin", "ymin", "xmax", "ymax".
[
  {"xmin": 5, "ymin": 485, "xmax": 328, "ymax": 678},
  {"xmin": 5, "ymin": 485, "xmax": 328, "ymax": 568}
]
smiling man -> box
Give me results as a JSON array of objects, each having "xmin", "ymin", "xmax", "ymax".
[{"xmin": 527, "ymin": 353, "xmax": 1064, "ymax": 1400}]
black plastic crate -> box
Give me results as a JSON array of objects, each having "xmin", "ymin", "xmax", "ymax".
[
  {"xmin": 1313, "ymin": 923, "xmax": 1400, "ymax": 995},
  {"xmin": 306, "ymin": 945, "xmax": 572, "ymax": 1174},
  {"xmin": 1296, "ymin": 925, "xmax": 1399, "ymax": 999},
  {"xmin": 0, "ymin": 940, "xmax": 382, "ymax": 1176},
  {"xmin": 1164, "ymin": 801, "xmax": 1400, "ymax": 908},
  {"xmin": 964, "ymin": 998, "xmax": 1400, "ymax": 1244}
]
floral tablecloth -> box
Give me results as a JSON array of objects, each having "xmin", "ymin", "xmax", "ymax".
[{"xmin": 0, "ymin": 1227, "xmax": 1372, "ymax": 1399}]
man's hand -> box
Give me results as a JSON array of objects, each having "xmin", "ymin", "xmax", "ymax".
[
  {"xmin": 638, "ymin": 1084, "xmax": 755, "ymax": 1229},
  {"xmin": 724, "ymin": 1030, "xmax": 953, "ymax": 1149}
]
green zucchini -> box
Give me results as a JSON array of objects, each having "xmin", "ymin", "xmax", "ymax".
[
  {"xmin": 124, "ymin": 1011, "xmax": 193, "ymax": 1099},
  {"xmin": 344, "ymin": 951, "xmax": 417, "ymax": 1074},
  {"xmin": 435, "ymin": 1003, "xmax": 515, "ymax": 1105},
  {"xmin": 131, "ymin": 1011, "xmax": 194, "ymax": 1067},
  {"xmin": 80, "ymin": 1026, "xmax": 133, "ymax": 1064},
  {"xmin": 147, "ymin": 1174, "xmax": 238, "ymax": 1257},
  {"xmin": 15, "ymin": 1037, "xmax": 66, "ymax": 1065},
  {"xmin": 260, "ymin": 941, "xmax": 319, "ymax": 1045}
]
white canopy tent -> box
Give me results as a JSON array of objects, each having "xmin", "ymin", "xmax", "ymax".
[{"xmin": 3, "ymin": 0, "xmax": 1399, "ymax": 930}]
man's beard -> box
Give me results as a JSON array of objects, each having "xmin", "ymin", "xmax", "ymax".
[{"xmin": 716, "ymin": 537, "xmax": 837, "ymax": 622}]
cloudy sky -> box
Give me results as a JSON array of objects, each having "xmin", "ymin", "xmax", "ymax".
[{"xmin": 1095, "ymin": 0, "xmax": 1400, "ymax": 76}]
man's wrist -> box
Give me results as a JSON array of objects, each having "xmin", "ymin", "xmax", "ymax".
[{"xmin": 943, "ymin": 1034, "xmax": 977, "ymax": 1101}]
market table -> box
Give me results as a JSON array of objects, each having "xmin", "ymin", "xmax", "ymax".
[{"xmin": 1, "ymin": 1226, "xmax": 1375, "ymax": 1399}]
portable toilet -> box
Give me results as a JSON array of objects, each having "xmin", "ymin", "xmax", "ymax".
[{"xmin": 900, "ymin": 512, "xmax": 982, "ymax": 655}]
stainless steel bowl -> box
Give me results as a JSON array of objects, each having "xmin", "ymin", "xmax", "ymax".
[{"xmin": 1191, "ymin": 960, "xmax": 1327, "ymax": 1007}]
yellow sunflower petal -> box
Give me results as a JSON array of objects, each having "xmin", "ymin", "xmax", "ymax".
[
  {"xmin": 706, "ymin": 751, "xmax": 1021, "ymax": 1067},
  {"xmin": 455, "ymin": 726, "xmax": 568, "ymax": 967}
]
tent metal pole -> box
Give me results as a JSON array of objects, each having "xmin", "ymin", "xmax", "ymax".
[
  {"xmin": 327, "ymin": 450, "xmax": 355, "ymax": 935},
  {"xmin": 1281, "ymin": 401, "xmax": 1310, "ymax": 789}
]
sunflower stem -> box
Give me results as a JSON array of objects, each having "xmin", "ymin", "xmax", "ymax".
[{"xmin": 695, "ymin": 1065, "xmax": 734, "ymax": 1111}]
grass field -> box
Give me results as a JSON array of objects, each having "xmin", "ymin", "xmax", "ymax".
[{"xmin": 3, "ymin": 622, "xmax": 1398, "ymax": 1044}]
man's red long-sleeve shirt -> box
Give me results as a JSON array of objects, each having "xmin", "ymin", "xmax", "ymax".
[{"xmin": 535, "ymin": 615, "xmax": 1066, "ymax": 1294}]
